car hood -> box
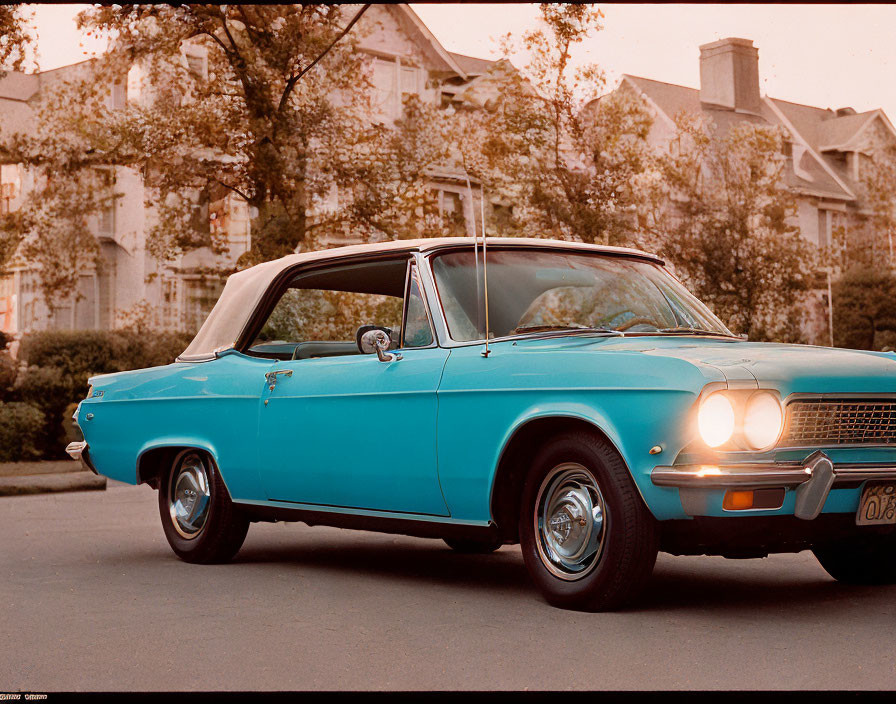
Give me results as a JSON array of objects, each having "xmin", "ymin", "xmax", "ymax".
[{"xmin": 562, "ymin": 335, "xmax": 896, "ymax": 396}]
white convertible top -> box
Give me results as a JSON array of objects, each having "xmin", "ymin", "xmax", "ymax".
[{"xmin": 178, "ymin": 237, "xmax": 663, "ymax": 361}]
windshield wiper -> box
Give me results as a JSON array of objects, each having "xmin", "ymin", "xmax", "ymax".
[
  {"xmin": 656, "ymin": 326, "xmax": 738, "ymax": 338},
  {"xmin": 512, "ymin": 324, "xmax": 624, "ymax": 337}
]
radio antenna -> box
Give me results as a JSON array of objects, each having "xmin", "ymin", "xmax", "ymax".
[
  {"xmin": 480, "ymin": 183, "xmax": 490, "ymax": 358},
  {"xmin": 464, "ymin": 174, "xmax": 483, "ymax": 337}
]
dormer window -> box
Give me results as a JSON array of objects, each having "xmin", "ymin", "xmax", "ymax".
[{"xmin": 371, "ymin": 55, "xmax": 422, "ymax": 121}]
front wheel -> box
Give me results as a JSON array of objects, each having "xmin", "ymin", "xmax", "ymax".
[
  {"xmin": 519, "ymin": 432, "xmax": 658, "ymax": 611},
  {"xmin": 813, "ymin": 535, "xmax": 896, "ymax": 585},
  {"xmin": 158, "ymin": 450, "xmax": 249, "ymax": 564}
]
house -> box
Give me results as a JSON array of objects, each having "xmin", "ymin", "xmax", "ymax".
[
  {"xmin": 0, "ymin": 4, "xmax": 499, "ymax": 336},
  {"xmin": 609, "ymin": 37, "xmax": 896, "ymax": 252}
]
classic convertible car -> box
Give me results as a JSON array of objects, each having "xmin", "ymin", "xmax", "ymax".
[{"xmin": 68, "ymin": 238, "xmax": 896, "ymax": 611}]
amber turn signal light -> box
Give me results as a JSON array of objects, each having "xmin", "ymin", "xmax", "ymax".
[
  {"xmin": 723, "ymin": 490, "xmax": 755, "ymax": 510},
  {"xmin": 723, "ymin": 488, "xmax": 785, "ymax": 511}
]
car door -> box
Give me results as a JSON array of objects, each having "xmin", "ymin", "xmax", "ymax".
[{"xmin": 254, "ymin": 258, "xmax": 450, "ymax": 516}]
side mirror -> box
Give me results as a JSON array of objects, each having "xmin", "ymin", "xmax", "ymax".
[{"xmin": 360, "ymin": 329, "xmax": 402, "ymax": 363}]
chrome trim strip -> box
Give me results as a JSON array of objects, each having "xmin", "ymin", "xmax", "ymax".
[
  {"xmin": 413, "ymin": 251, "xmax": 453, "ymax": 349},
  {"xmin": 234, "ymin": 498, "xmax": 490, "ymax": 527},
  {"xmin": 651, "ymin": 461, "xmax": 896, "ymax": 489},
  {"xmin": 652, "ymin": 465, "xmax": 811, "ymax": 489}
]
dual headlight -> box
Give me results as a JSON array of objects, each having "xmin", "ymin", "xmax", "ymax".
[{"xmin": 697, "ymin": 390, "xmax": 784, "ymax": 450}]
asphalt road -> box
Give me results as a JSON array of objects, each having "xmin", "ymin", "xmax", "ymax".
[{"xmin": 2, "ymin": 483, "xmax": 895, "ymax": 691}]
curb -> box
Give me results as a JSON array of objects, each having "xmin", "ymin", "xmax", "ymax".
[{"xmin": 0, "ymin": 471, "xmax": 107, "ymax": 496}]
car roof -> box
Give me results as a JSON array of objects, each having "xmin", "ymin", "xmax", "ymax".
[
  {"xmin": 265, "ymin": 237, "xmax": 663, "ymax": 267},
  {"xmin": 178, "ymin": 237, "xmax": 664, "ymax": 361}
]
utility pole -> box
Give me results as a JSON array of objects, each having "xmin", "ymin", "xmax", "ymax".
[{"xmin": 827, "ymin": 268, "xmax": 834, "ymax": 348}]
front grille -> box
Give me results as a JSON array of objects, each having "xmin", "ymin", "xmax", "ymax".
[{"xmin": 779, "ymin": 399, "xmax": 896, "ymax": 447}]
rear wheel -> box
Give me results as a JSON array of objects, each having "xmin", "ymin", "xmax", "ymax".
[
  {"xmin": 158, "ymin": 450, "xmax": 249, "ymax": 564},
  {"xmin": 443, "ymin": 537, "xmax": 502, "ymax": 554},
  {"xmin": 519, "ymin": 432, "xmax": 658, "ymax": 611},
  {"xmin": 813, "ymin": 535, "xmax": 896, "ymax": 585}
]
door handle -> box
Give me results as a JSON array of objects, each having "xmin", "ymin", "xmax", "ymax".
[{"xmin": 265, "ymin": 369, "xmax": 293, "ymax": 390}]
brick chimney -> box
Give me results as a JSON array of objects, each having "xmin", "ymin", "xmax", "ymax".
[{"xmin": 698, "ymin": 38, "xmax": 761, "ymax": 114}]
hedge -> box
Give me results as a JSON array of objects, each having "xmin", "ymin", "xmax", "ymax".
[
  {"xmin": 19, "ymin": 329, "xmax": 194, "ymax": 379},
  {"xmin": 0, "ymin": 402, "xmax": 45, "ymax": 463}
]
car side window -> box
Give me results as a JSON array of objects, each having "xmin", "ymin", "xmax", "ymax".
[
  {"xmin": 402, "ymin": 266, "xmax": 434, "ymax": 349},
  {"xmin": 248, "ymin": 259, "xmax": 408, "ymax": 360}
]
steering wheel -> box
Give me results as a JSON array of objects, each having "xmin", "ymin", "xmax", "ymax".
[{"xmin": 615, "ymin": 316, "xmax": 657, "ymax": 332}]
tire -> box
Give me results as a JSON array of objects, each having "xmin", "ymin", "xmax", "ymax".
[
  {"xmin": 158, "ymin": 449, "xmax": 250, "ymax": 564},
  {"xmin": 518, "ymin": 431, "xmax": 658, "ymax": 611},
  {"xmin": 443, "ymin": 537, "xmax": 503, "ymax": 554},
  {"xmin": 813, "ymin": 535, "xmax": 896, "ymax": 585}
]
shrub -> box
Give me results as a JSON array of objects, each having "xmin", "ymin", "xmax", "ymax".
[
  {"xmin": 18, "ymin": 329, "xmax": 193, "ymax": 378},
  {"xmin": 832, "ymin": 267, "xmax": 896, "ymax": 350},
  {"xmin": 14, "ymin": 365, "xmax": 77, "ymax": 459},
  {"xmin": 14, "ymin": 329, "xmax": 194, "ymax": 459},
  {"xmin": 0, "ymin": 402, "xmax": 45, "ymax": 463},
  {"xmin": 0, "ymin": 352, "xmax": 16, "ymax": 400}
]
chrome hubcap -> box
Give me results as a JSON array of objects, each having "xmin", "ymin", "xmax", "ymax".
[
  {"xmin": 168, "ymin": 453, "xmax": 211, "ymax": 540},
  {"xmin": 534, "ymin": 463, "xmax": 608, "ymax": 581}
]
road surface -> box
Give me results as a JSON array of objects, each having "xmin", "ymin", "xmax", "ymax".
[{"xmin": 2, "ymin": 483, "xmax": 895, "ymax": 691}]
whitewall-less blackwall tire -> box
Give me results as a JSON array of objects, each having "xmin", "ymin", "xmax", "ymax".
[
  {"xmin": 158, "ymin": 449, "xmax": 249, "ymax": 564},
  {"xmin": 519, "ymin": 431, "xmax": 659, "ymax": 611}
]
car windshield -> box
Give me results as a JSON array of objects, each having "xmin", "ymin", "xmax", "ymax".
[{"xmin": 430, "ymin": 249, "xmax": 733, "ymax": 341}]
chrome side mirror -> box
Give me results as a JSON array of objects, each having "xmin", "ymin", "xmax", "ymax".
[{"xmin": 360, "ymin": 329, "xmax": 402, "ymax": 363}]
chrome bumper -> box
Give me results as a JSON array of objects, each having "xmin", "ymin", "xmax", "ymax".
[
  {"xmin": 651, "ymin": 451, "xmax": 896, "ymax": 520},
  {"xmin": 66, "ymin": 441, "xmax": 97, "ymax": 475}
]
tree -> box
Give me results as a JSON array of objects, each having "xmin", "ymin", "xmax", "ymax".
[
  {"xmin": 647, "ymin": 114, "xmax": 817, "ymax": 340},
  {"xmin": 0, "ymin": 6, "xmax": 35, "ymax": 77},
  {"xmin": 0, "ymin": 4, "xmax": 455, "ymax": 311},
  {"xmin": 458, "ymin": 4, "xmax": 655, "ymax": 246}
]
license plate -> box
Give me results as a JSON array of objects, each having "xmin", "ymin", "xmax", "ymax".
[{"xmin": 856, "ymin": 482, "xmax": 896, "ymax": 526}]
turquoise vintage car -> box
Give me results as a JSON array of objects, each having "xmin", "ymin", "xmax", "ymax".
[{"xmin": 68, "ymin": 238, "xmax": 896, "ymax": 611}]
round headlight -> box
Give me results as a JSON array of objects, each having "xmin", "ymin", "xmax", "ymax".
[
  {"xmin": 698, "ymin": 393, "xmax": 735, "ymax": 447},
  {"xmin": 743, "ymin": 392, "xmax": 783, "ymax": 450}
]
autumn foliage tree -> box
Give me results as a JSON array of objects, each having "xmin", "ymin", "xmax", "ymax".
[
  {"xmin": 460, "ymin": 4, "xmax": 655, "ymax": 246},
  {"xmin": 0, "ymin": 4, "xmax": 456, "ymax": 310},
  {"xmin": 0, "ymin": 5, "xmax": 35, "ymax": 77},
  {"xmin": 646, "ymin": 115, "xmax": 817, "ymax": 340}
]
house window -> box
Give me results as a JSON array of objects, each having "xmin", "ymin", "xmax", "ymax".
[
  {"xmin": 373, "ymin": 57, "xmax": 398, "ymax": 119},
  {"xmin": 186, "ymin": 54, "xmax": 207, "ymax": 81},
  {"xmin": 817, "ymin": 209, "xmax": 843, "ymax": 249},
  {"xmin": 110, "ymin": 79, "xmax": 127, "ymax": 110},
  {"xmin": 436, "ymin": 189, "xmax": 468, "ymax": 236},
  {"xmin": 98, "ymin": 203, "xmax": 115, "ymax": 237},
  {"xmin": 97, "ymin": 170, "xmax": 116, "ymax": 237},
  {"xmin": 400, "ymin": 65, "xmax": 420, "ymax": 97},
  {"xmin": 183, "ymin": 277, "xmax": 224, "ymax": 333},
  {"xmin": 372, "ymin": 56, "xmax": 422, "ymax": 121},
  {"xmin": 0, "ymin": 165, "xmax": 20, "ymax": 214},
  {"xmin": 0, "ymin": 275, "xmax": 16, "ymax": 334}
]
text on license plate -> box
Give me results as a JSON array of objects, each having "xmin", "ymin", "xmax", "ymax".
[{"xmin": 856, "ymin": 482, "xmax": 896, "ymax": 526}]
